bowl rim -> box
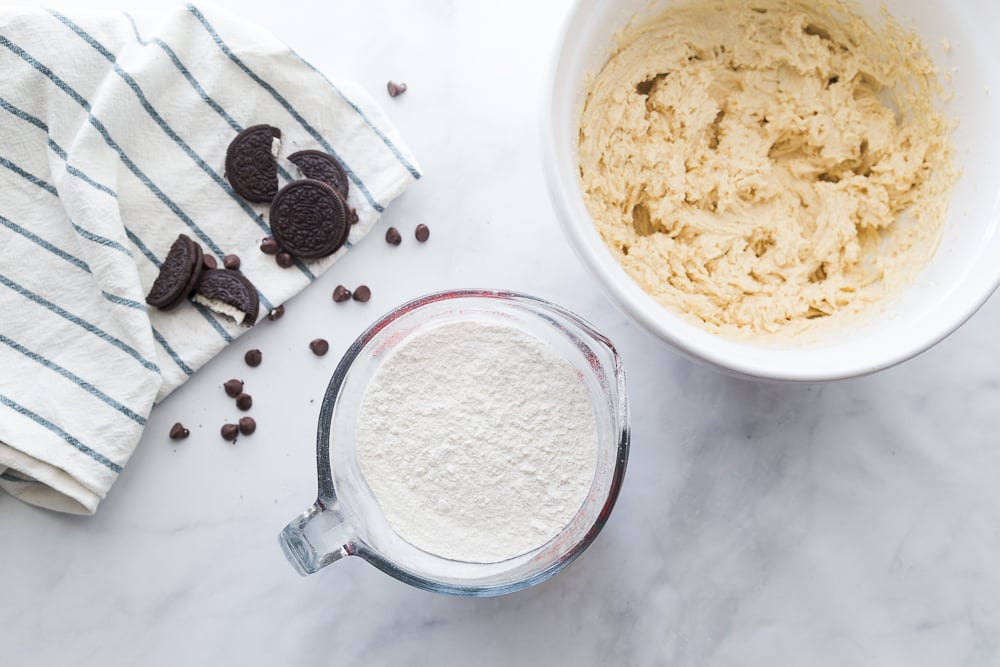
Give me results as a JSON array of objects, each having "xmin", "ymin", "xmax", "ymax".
[{"xmin": 540, "ymin": 0, "xmax": 1000, "ymax": 382}]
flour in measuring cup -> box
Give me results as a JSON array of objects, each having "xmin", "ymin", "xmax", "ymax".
[{"xmin": 355, "ymin": 319, "xmax": 599, "ymax": 563}]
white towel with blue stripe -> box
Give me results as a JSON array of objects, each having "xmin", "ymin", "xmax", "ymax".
[{"xmin": 0, "ymin": 5, "xmax": 421, "ymax": 514}]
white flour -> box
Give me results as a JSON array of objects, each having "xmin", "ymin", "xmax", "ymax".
[{"xmin": 355, "ymin": 319, "xmax": 599, "ymax": 563}]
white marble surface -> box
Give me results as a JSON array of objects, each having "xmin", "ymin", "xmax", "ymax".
[{"xmin": 4, "ymin": 1, "xmax": 1000, "ymax": 665}]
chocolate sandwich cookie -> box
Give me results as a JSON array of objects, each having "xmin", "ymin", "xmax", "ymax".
[
  {"xmin": 287, "ymin": 150, "xmax": 350, "ymax": 202},
  {"xmin": 269, "ymin": 179, "xmax": 349, "ymax": 259},
  {"xmin": 146, "ymin": 234, "xmax": 204, "ymax": 310},
  {"xmin": 226, "ymin": 124, "xmax": 281, "ymax": 203},
  {"xmin": 193, "ymin": 269, "xmax": 260, "ymax": 326}
]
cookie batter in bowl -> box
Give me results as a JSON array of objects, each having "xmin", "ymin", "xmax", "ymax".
[{"xmin": 578, "ymin": 0, "xmax": 957, "ymax": 337}]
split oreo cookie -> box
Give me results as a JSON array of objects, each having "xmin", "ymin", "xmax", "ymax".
[
  {"xmin": 226, "ymin": 124, "xmax": 281, "ymax": 203},
  {"xmin": 192, "ymin": 269, "xmax": 260, "ymax": 326},
  {"xmin": 269, "ymin": 179, "xmax": 349, "ymax": 259},
  {"xmin": 287, "ymin": 150, "xmax": 349, "ymax": 201},
  {"xmin": 146, "ymin": 234, "xmax": 204, "ymax": 311}
]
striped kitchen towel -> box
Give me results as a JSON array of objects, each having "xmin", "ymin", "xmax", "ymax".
[{"xmin": 0, "ymin": 5, "xmax": 421, "ymax": 514}]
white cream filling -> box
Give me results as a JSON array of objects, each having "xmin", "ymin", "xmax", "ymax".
[{"xmin": 192, "ymin": 294, "xmax": 247, "ymax": 325}]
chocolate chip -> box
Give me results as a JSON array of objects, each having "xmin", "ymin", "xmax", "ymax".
[
  {"xmin": 223, "ymin": 254, "xmax": 241, "ymax": 271},
  {"xmin": 310, "ymin": 338, "xmax": 329, "ymax": 356},
  {"xmin": 387, "ymin": 81, "xmax": 407, "ymax": 97},
  {"xmin": 353, "ymin": 285, "xmax": 371, "ymax": 303},
  {"xmin": 223, "ymin": 379, "xmax": 244, "ymax": 397},
  {"xmin": 267, "ymin": 305, "xmax": 285, "ymax": 321},
  {"xmin": 385, "ymin": 227, "xmax": 402, "ymax": 246},
  {"xmin": 244, "ymin": 349, "xmax": 262, "ymax": 367},
  {"xmin": 276, "ymin": 251, "xmax": 294, "ymax": 268},
  {"xmin": 202, "ymin": 254, "xmax": 218, "ymax": 270},
  {"xmin": 238, "ymin": 416, "xmax": 257, "ymax": 436},
  {"xmin": 260, "ymin": 237, "xmax": 280, "ymax": 255},
  {"xmin": 332, "ymin": 285, "xmax": 352, "ymax": 303},
  {"xmin": 169, "ymin": 422, "xmax": 190, "ymax": 440},
  {"xmin": 415, "ymin": 224, "xmax": 430, "ymax": 242},
  {"xmin": 221, "ymin": 423, "xmax": 239, "ymax": 442},
  {"xmin": 236, "ymin": 393, "xmax": 253, "ymax": 411},
  {"xmin": 350, "ymin": 208, "xmax": 359, "ymax": 225}
]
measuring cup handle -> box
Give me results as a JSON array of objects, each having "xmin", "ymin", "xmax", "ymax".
[{"xmin": 279, "ymin": 500, "xmax": 355, "ymax": 575}]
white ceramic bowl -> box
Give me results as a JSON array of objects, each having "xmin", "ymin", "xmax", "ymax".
[{"xmin": 543, "ymin": 0, "xmax": 1000, "ymax": 381}]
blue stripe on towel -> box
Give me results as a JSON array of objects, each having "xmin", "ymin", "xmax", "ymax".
[
  {"xmin": 0, "ymin": 155, "xmax": 58, "ymax": 196},
  {"xmin": 0, "ymin": 36, "xmax": 228, "ymax": 270},
  {"xmin": 72, "ymin": 223, "xmax": 133, "ymax": 257},
  {"xmin": 0, "ymin": 215, "xmax": 91, "ymax": 273},
  {"xmin": 101, "ymin": 291, "xmax": 146, "ymax": 311},
  {"xmin": 0, "ymin": 215, "xmax": 192, "ymax": 376},
  {"xmin": 0, "ymin": 334, "xmax": 148, "ymax": 426},
  {"xmin": 0, "ymin": 393, "xmax": 124, "ymax": 473},
  {"xmin": 123, "ymin": 228, "xmax": 161, "ymax": 267},
  {"xmin": 185, "ymin": 4, "xmax": 385, "ymax": 213},
  {"xmin": 152, "ymin": 327, "xmax": 193, "ymax": 376},
  {"xmin": 121, "ymin": 12, "xmax": 295, "ymax": 184},
  {"xmin": 121, "ymin": 12, "xmax": 240, "ymax": 133},
  {"xmin": 0, "ymin": 169, "xmax": 130, "ymax": 278},
  {"xmin": 0, "ymin": 137, "xmax": 231, "ymax": 347},
  {"xmin": 0, "ymin": 215, "xmax": 147, "ymax": 320},
  {"xmin": 0, "ymin": 272, "xmax": 160, "ymax": 374},
  {"xmin": 0, "ymin": 95, "xmax": 47, "ymax": 131},
  {"xmin": 0, "ymin": 39, "xmax": 249, "ymax": 341},
  {"xmin": 48, "ymin": 10, "xmax": 307, "ymax": 290},
  {"xmin": 61, "ymin": 156, "xmax": 119, "ymax": 198},
  {"xmin": 0, "ymin": 96, "xmax": 118, "ymax": 197}
]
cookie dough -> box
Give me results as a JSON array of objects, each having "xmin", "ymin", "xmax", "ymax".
[{"xmin": 578, "ymin": 0, "xmax": 956, "ymax": 337}]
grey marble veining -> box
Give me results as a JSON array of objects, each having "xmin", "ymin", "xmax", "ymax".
[{"xmin": 3, "ymin": 0, "xmax": 999, "ymax": 665}]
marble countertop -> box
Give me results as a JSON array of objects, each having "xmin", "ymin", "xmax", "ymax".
[{"xmin": 4, "ymin": 1, "xmax": 1000, "ymax": 665}]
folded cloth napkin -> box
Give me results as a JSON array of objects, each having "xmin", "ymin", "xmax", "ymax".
[{"xmin": 0, "ymin": 4, "xmax": 421, "ymax": 514}]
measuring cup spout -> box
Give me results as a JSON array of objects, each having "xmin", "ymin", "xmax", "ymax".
[{"xmin": 279, "ymin": 501, "xmax": 354, "ymax": 575}]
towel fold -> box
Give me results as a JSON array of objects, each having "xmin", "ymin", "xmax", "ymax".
[{"xmin": 0, "ymin": 4, "xmax": 420, "ymax": 514}]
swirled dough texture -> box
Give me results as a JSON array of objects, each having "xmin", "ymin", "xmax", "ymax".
[{"xmin": 579, "ymin": 0, "xmax": 956, "ymax": 337}]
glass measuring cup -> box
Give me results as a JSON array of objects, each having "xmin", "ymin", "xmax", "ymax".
[{"xmin": 279, "ymin": 289, "xmax": 629, "ymax": 596}]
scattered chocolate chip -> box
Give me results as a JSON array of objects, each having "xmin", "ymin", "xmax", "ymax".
[
  {"xmin": 349, "ymin": 208, "xmax": 359, "ymax": 224},
  {"xmin": 225, "ymin": 124, "xmax": 281, "ymax": 203},
  {"xmin": 332, "ymin": 285, "xmax": 352, "ymax": 303},
  {"xmin": 238, "ymin": 416, "xmax": 257, "ymax": 436},
  {"xmin": 287, "ymin": 150, "xmax": 349, "ymax": 201},
  {"xmin": 221, "ymin": 423, "xmax": 239, "ymax": 442},
  {"xmin": 245, "ymin": 349, "xmax": 262, "ymax": 367},
  {"xmin": 260, "ymin": 237, "xmax": 280, "ymax": 255},
  {"xmin": 223, "ymin": 254, "xmax": 241, "ymax": 271},
  {"xmin": 223, "ymin": 379, "xmax": 244, "ymax": 398},
  {"xmin": 276, "ymin": 251, "xmax": 294, "ymax": 268},
  {"xmin": 310, "ymin": 338, "xmax": 329, "ymax": 356},
  {"xmin": 415, "ymin": 224, "xmax": 430, "ymax": 242},
  {"xmin": 387, "ymin": 81, "xmax": 408, "ymax": 97},
  {"xmin": 192, "ymin": 269, "xmax": 260, "ymax": 326},
  {"xmin": 202, "ymin": 254, "xmax": 218, "ymax": 270},
  {"xmin": 353, "ymin": 285, "xmax": 371, "ymax": 302},
  {"xmin": 146, "ymin": 234, "xmax": 203, "ymax": 310},
  {"xmin": 169, "ymin": 422, "xmax": 190, "ymax": 440},
  {"xmin": 267, "ymin": 305, "xmax": 285, "ymax": 321},
  {"xmin": 385, "ymin": 227, "xmax": 402, "ymax": 246},
  {"xmin": 236, "ymin": 393, "xmax": 253, "ymax": 411}
]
